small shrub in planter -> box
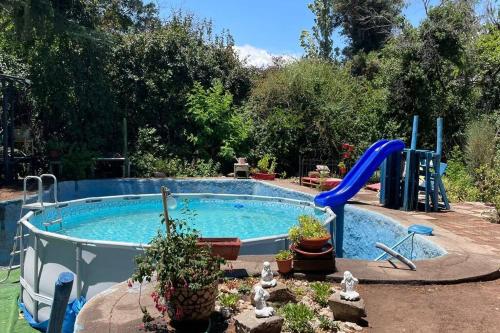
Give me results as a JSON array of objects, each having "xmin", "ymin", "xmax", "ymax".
[
  {"xmin": 275, "ymin": 249, "xmax": 293, "ymax": 274},
  {"xmin": 288, "ymin": 215, "xmax": 330, "ymax": 251},
  {"xmin": 252, "ymin": 154, "xmax": 277, "ymax": 180},
  {"xmin": 132, "ymin": 214, "xmax": 224, "ymax": 322},
  {"xmin": 217, "ymin": 293, "xmax": 240, "ymax": 318}
]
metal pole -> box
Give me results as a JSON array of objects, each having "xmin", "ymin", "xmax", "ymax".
[
  {"xmin": 410, "ymin": 115, "xmax": 419, "ymax": 150},
  {"xmin": 436, "ymin": 117, "xmax": 443, "ymax": 156},
  {"xmin": 33, "ymin": 234, "xmax": 39, "ymax": 322},
  {"xmin": 333, "ymin": 204, "xmax": 345, "ymax": 258},
  {"xmin": 19, "ymin": 223, "xmax": 24, "ymax": 303},
  {"xmin": 75, "ymin": 243, "xmax": 82, "ymax": 299},
  {"xmin": 161, "ymin": 187, "xmax": 170, "ymax": 238},
  {"xmin": 123, "ymin": 117, "xmax": 128, "ymax": 177},
  {"xmin": 47, "ymin": 272, "xmax": 74, "ymax": 333}
]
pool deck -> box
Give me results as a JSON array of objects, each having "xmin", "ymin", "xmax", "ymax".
[{"xmin": 226, "ymin": 180, "xmax": 500, "ymax": 284}]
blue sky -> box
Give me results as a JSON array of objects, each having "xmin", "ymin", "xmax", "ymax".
[{"xmin": 153, "ymin": 0, "xmax": 451, "ymax": 66}]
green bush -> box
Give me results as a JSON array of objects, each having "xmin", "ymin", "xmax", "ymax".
[
  {"xmin": 278, "ymin": 303, "xmax": 315, "ymax": 333},
  {"xmin": 217, "ymin": 293, "xmax": 240, "ymax": 310},
  {"xmin": 442, "ymin": 147, "xmax": 480, "ymax": 202},
  {"xmin": 61, "ymin": 147, "xmax": 96, "ymax": 180},
  {"xmin": 309, "ymin": 282, "xmax": 332, "ymax": 307},
  {"xmin": 256, "ymin": 154, "xmax": 277, "ymax": 174},
  {"xmin": 464, "ymin": 117, "xmax": 496, "ymax": 171}
]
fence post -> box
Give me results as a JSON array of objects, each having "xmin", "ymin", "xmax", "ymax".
[{"xmin": 47, "ymin": 272, "xmax": 74, "ymax": 333}]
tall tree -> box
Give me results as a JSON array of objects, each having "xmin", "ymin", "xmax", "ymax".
[
  {"xmin": 333, "ymin": 0, "xmax": 404, "ymax": 57},
  {"xmin": 300, "ymin": 0, "xmax": 337, "ymax": 60}
]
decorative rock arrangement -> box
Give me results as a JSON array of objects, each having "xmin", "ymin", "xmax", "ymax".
[
  {"xmin": 234, "ymin": 310, "xmax": 284, "ymax": 333},
  {"xmin": 329, "ymin": 271, "xmax": 367, "ymax": 322}
]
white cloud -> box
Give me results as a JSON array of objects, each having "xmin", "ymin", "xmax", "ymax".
[{"xmin": 233, "ymin": 44, "xmax": 298, "ymax": 68}]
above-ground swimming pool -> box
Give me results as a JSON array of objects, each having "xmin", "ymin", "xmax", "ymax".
[
  {"xmin": 15, "ymin": 178, "xmax": 446, "ymax": 322},
  {"xmin": 32, "ymin": 195, "xmax": 330, "ymax": 243}
]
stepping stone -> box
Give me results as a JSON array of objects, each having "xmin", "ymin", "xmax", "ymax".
[
  {"xmin": 250, "ymin": 282, "xmax": 296, "ymax": 305},
  {"xmin": 234, "ymin": 310, "xmax": 284, "ymax": 333},
  {"xmin": 328, "ymin": 292, "xmax": 366, "ymax": 322}
]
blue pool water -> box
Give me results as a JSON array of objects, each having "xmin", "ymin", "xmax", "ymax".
[{"xmin": 34, "ymin": 197, "xmax": 328, "ymax": 243}]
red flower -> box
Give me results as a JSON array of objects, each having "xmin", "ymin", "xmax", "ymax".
[{"xmin": 342, "ymin": 152, "xmax": 350, "ymax": 159}]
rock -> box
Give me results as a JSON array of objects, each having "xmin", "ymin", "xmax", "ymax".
[
  {"xmin": 318, "ymin": 307, "xmax": 334, "ymax": 320},
  {"xmin": 234, "ymin": 310, "xmax": 284, "ymax": 333},
  {"xmin": 251, "ymin": 282, "xmax": 296, "ymax": 305},
  {"xmin": 337, "ymin": 321, "xmax": 363, "ymax": 332},
  {"xmin": 328, "ymin": 292, "xmax": 366, "ymax": 322}
]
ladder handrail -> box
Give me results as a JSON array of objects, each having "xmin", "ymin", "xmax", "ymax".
[
  {"xmin": 374, "ymin": 232, "xmax": 415, "ymax": 261},
  {"xmin": 23, "ymin": 176, "xmax": 43, "ymax": 205},
  {"xmin": 40, "ymin": 174, "xmax": 58, "ymax": 203},
  {"xmin": 375, "ymin": 242, "xmax": 417, "ymax": 270}
]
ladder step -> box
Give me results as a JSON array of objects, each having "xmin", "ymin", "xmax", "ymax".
[
  {"xmin": 14, "ymin": 234, "xmax": 30, "ymax": 240},
  {"xmin": 22, "ymin": 202, "xmax": 57, "ymax": 210},
  {"xmin": 10, "ymin": 249, "xmax": 26, "ymax": 255},
  {"xmin": 43, "ymin": 219, "xmax": 62, "ymax": 227}
]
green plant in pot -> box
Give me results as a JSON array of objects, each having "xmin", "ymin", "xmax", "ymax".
[
  {"xmin": 288, "ymin": 215, "xmax": 330, "ymax": 251},
  {"xmin": 275, "ymin": 249, "xmax": 293, "ymax": 274},
  {"xmin": 132, "ymin": 195, "xmax": 224, "ymax": 322},
  {"xmin": 252, "ymin": 154, "xmax": 277, "ymax": 180}
]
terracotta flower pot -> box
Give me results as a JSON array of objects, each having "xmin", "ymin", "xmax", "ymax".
[
  {"xmin": 167, "ymin": 281, "xmax": 218, "ymax": 321},
  {"xmin": 276, "ymin": 258, "xmax": 293, "ymax": 274},
  {"xmin": 298, "ymin": 234, "xmax": 331, "ymax": 252},
  {"xmin": 196, "ymin": 238, "xmax": 241, "ymax": 260},
  {"xmin": 251, "ymin": 172, "xmax": 276, "ymax": 180}
]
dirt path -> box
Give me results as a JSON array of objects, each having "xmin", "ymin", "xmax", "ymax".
[{"xmin": 359, "ymin": 279, "xmax": 500, "ymax": 333}]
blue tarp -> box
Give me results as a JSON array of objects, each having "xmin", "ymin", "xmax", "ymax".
[{"xmin": 19, "ymin": 296, "xmax": 86, "ymax": 333}]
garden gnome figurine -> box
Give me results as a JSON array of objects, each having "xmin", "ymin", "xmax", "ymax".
[
  {"xmin": 260, "ymin": 261, "xmax": 277, "ymax": 288},
  {"xmin": 340, "ymin": 271, "xmax": 360, "ymax": 301},
  {"xmin": 253, "ymin": 284, "xmax": 275, "ymax": 318}
]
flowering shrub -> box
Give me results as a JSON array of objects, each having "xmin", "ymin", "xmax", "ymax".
[{"xmin": 132, "ymin": 210, "xmax": 224, "ymax": 317}]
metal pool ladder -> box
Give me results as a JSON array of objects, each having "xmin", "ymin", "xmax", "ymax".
[{"xmin": 1, "ymin": 174, "xmax": 61, "ymax": 283}]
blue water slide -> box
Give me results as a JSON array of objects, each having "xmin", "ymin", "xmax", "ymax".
[{"xmin": 314, "ymin": 140, "xmax": 405, "ymax": 208}]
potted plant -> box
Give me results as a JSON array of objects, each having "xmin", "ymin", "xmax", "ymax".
[
  {"xmin": 338, "ymin": 161, "xmax": 347, "ymax": 176},
  {"xmin": 196, "ymin": 237, "xmax": 241, "ymax": 260},
  {"xmin": 275, "ymin": 249, "xmax": 293, "ymax": 274},
  {"xmin": 251, "ymin": 154, "xmax": 277, "ymax": 180},
  {"xmin": 217, "ymin": 293, "xmax": 240, "ymax": 319},
  {"xmin": 132, "ymin": 211, "xmax": 224, "ymax": 322},
  {"xmin": 288, "ymin": 215, "xmax": 331, "ymax": 252}
]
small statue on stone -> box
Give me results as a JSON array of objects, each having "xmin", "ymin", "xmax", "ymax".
[
  {"xmin": 260, "ymin": 261, "xmax": 277, "ymax": 288},
  {"xmin": 253, "ymin": 284, "xmax": 275, "ymax": 318},
  {"xmin": 340, "ymin": 271, "xmax": 360, "ymax": 301}
]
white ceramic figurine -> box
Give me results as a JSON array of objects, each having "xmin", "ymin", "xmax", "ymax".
[
  {"xmin": 340, "ymin": 271, "xmax": 360, "ymax": 301},
  {"xmin": 253, "ymin": 284, "xmax": 275, "ymax": 318},
  {"xmin": 260, "ymin": 261, "xmax": 277, "ymax": 288}
]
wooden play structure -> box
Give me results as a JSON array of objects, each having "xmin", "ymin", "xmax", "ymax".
[{"xmin": 380, "ymin": 116, "xmax": 450, "ymax": 212}]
